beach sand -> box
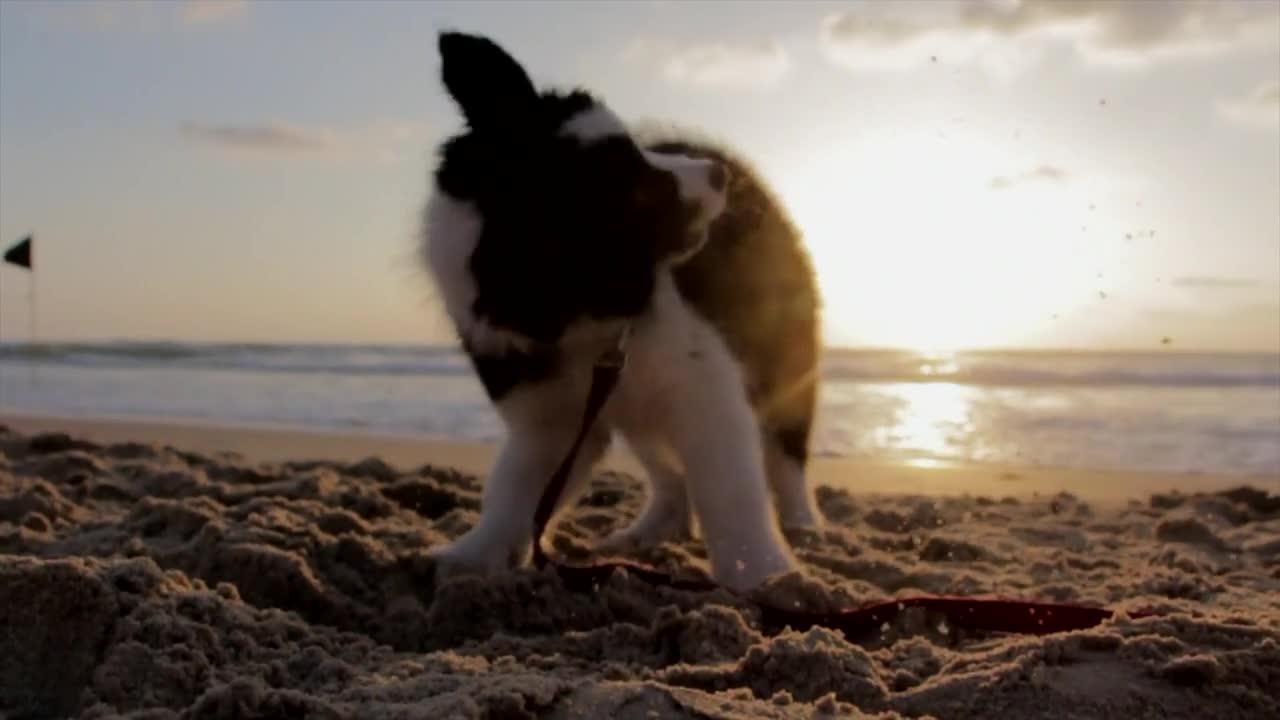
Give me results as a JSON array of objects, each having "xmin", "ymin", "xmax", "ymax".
[{"xmin": 1, "ymin": 413, "xmax": 1277, "ymax": 719}]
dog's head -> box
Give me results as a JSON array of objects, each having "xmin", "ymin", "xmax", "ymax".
[{"xmin": 432, "ymin": 32, "xmax": 729, "ymax": 335}]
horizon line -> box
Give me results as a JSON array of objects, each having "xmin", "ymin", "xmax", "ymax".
[{"xmin": 0, "ymin": 336, "xmax": 1277, "ymax": 357}]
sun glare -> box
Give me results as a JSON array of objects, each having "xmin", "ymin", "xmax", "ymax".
[
  {"xmin": 779, "ymin": 129, "xmax": 1100, "ymax": 351},
  {"xmin": 877, "ymin": 380, "xmax": 980, "ymax": 468}
]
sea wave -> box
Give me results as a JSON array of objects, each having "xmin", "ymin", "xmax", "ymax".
[
  {"xmin": 1, "ymin": 341, "xmax": 1277, "ymax": 388},
  {"xmin": 0, "ymin": 342, "xmax": 473, "ymax": 378}
]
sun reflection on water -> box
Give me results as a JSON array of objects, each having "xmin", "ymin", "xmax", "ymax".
[
  {"xmin": 917, "ymin": 351, "xmax": 960, "ymax": 378},
  {"xmin": 878, "ymin": 379, "xmax": 978, "ymax": 467}
]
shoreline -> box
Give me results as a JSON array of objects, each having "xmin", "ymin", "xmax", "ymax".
[{"xmin": 3, "ymin": 411, "xmax": 1275, "ymax": 505}]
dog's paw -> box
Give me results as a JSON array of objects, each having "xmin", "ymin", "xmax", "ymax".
[
  {"xmin": 778, "ymin": 503, "xmax": 825, "ymax": 531},
  {"xmin": 711, "ymin": 544, "xmax": 799, "ymax": 593},
  {"xmin": 596, "ymin": 509, "xmax": 692, "ymax": 552},
  {"xmin": 428, "ymin": 530, "xmax": 528, "ymax": 585}
]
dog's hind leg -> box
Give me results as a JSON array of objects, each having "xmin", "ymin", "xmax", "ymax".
[
  {"xmin": 596, "ymin": 436, "xmax": 691, "ymax": 551},
  {"xmin": 761, "ymin": 372, "xmax": 823, "ymax": 530},
  {"xmin": 764, "ymin": 422, "xmax": 823, "ymax": 530}
]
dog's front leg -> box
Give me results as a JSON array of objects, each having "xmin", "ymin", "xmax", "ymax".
[
  {"xmin": 667, "ymin": 352, "xmax": 799, "ymax": 592},
  {"xmin": 430, "ymin": 422, "xmax": 608, "ymax": 580}
]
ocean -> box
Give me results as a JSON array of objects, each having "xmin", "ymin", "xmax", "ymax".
[{"xmin": 1, "ymin": 341, "xmax": 1277, "ymax": 477}]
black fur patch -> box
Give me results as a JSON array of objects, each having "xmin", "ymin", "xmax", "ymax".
[
  {"xmin": 434, "ymin": 93, "xmax": 701, "ymax": 346},
  {"xmin": 773, "ymin": 423, "xmax": 812, "ymax": 467},
  {"xmin": 461, "ymin": 339, "xmax": 560, "ymax": 401}
]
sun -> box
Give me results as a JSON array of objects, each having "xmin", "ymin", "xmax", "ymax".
[{"xmin": 777, "ymin": 128, "xmax": 1097, "ymax": 352}]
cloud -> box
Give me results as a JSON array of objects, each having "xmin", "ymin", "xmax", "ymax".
[
  {"xmin": 820, "ymin": 0, "xmax": 1280, "ymax": 75},
  {"xmin": 1171, "ymin": 275, "xmax": 1261, "ymax": 291},
  {"xmin": 181, "ymin": 123, "xmax": 336, "ymax": 153},
  {"xmin": 39, "ymin": 0, "xmax": 247, "ymax": 32},
  {"xmin": 182, "ymin": 0, "xmax": 248, "ymax": 26},
  {"xmin": 179, "ymin": 120, "xmax": 430, "ymax": 160},
  {"xmin": 1217, "ymin": 80, "xmax": 1280, "ymax": 131},
  {"xmin": 820, "ymin": 8, "xmax": 1025, "ymax": 75},
  {"xmin": 624, "ymin": 37, "xmax": 791, "ymax": 90},
  {"xmin": 989, "ymin": 164, "xmax": 1067, "ymax": 190}
]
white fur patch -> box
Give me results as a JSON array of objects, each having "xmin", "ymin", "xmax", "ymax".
[
  {"xmin": 423, "ymin": 190, "xmax": 534, "ymax": 354},
  {"xmin": 643, "ymin": 150, "xmax": 727, "ymax": 230},
  {"xmin": 558, "ymin": 103, "xmax": 628, "ymax": 144}
]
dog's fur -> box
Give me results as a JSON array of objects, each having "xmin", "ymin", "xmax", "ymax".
[{"xmin": 422, "ymin": 31, "xmax": 823, "ymax": 592}]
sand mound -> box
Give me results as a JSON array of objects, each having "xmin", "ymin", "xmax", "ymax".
[{"xmin": 1, "ymin": 426, "xmax": 1277, "ymax": 719}]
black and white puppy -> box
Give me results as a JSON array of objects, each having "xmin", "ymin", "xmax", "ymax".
[{"xmin": 423, "ymin": 31, "xmax": 823, "ymax": 592}]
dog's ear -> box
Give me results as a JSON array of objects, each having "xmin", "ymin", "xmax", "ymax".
[{"xmin": 438, "ymin": 32, "xmax": 538, "ymax": 132}]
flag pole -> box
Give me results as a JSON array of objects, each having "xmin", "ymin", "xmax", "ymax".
[
  {"xmin": 30, "ymin": 261, "xmax": 38, "ymax": 387},
  {"xmin": 29, "ymin": 265, "xmax": 37, "ymax": 345},
  {"xmin": 2, "ymin": 232, "xmax": 38, "ymax": 389}
]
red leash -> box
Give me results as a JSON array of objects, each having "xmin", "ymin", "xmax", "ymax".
[{"xmin": 529, "ymin": 334, "xmax": 1150, "ymax": 640}]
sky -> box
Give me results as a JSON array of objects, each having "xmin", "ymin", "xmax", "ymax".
[{"xmin": 0, "ymin": 0, "xmax": 1277, "ymax": 352}]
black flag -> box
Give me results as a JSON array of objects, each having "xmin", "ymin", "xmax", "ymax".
[{"xmin": 3, "ymin": 235, "xmax": 32, "ymax": 270}]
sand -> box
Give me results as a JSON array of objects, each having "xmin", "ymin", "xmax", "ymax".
[{"xmin": 1, "ymin": 416, "xmax": 1278, "ymax": 719}]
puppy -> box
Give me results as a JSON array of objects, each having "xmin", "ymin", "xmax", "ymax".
[{"xmin": 422, "ymin": 31, "xmax": 823, "ymax": 592}]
